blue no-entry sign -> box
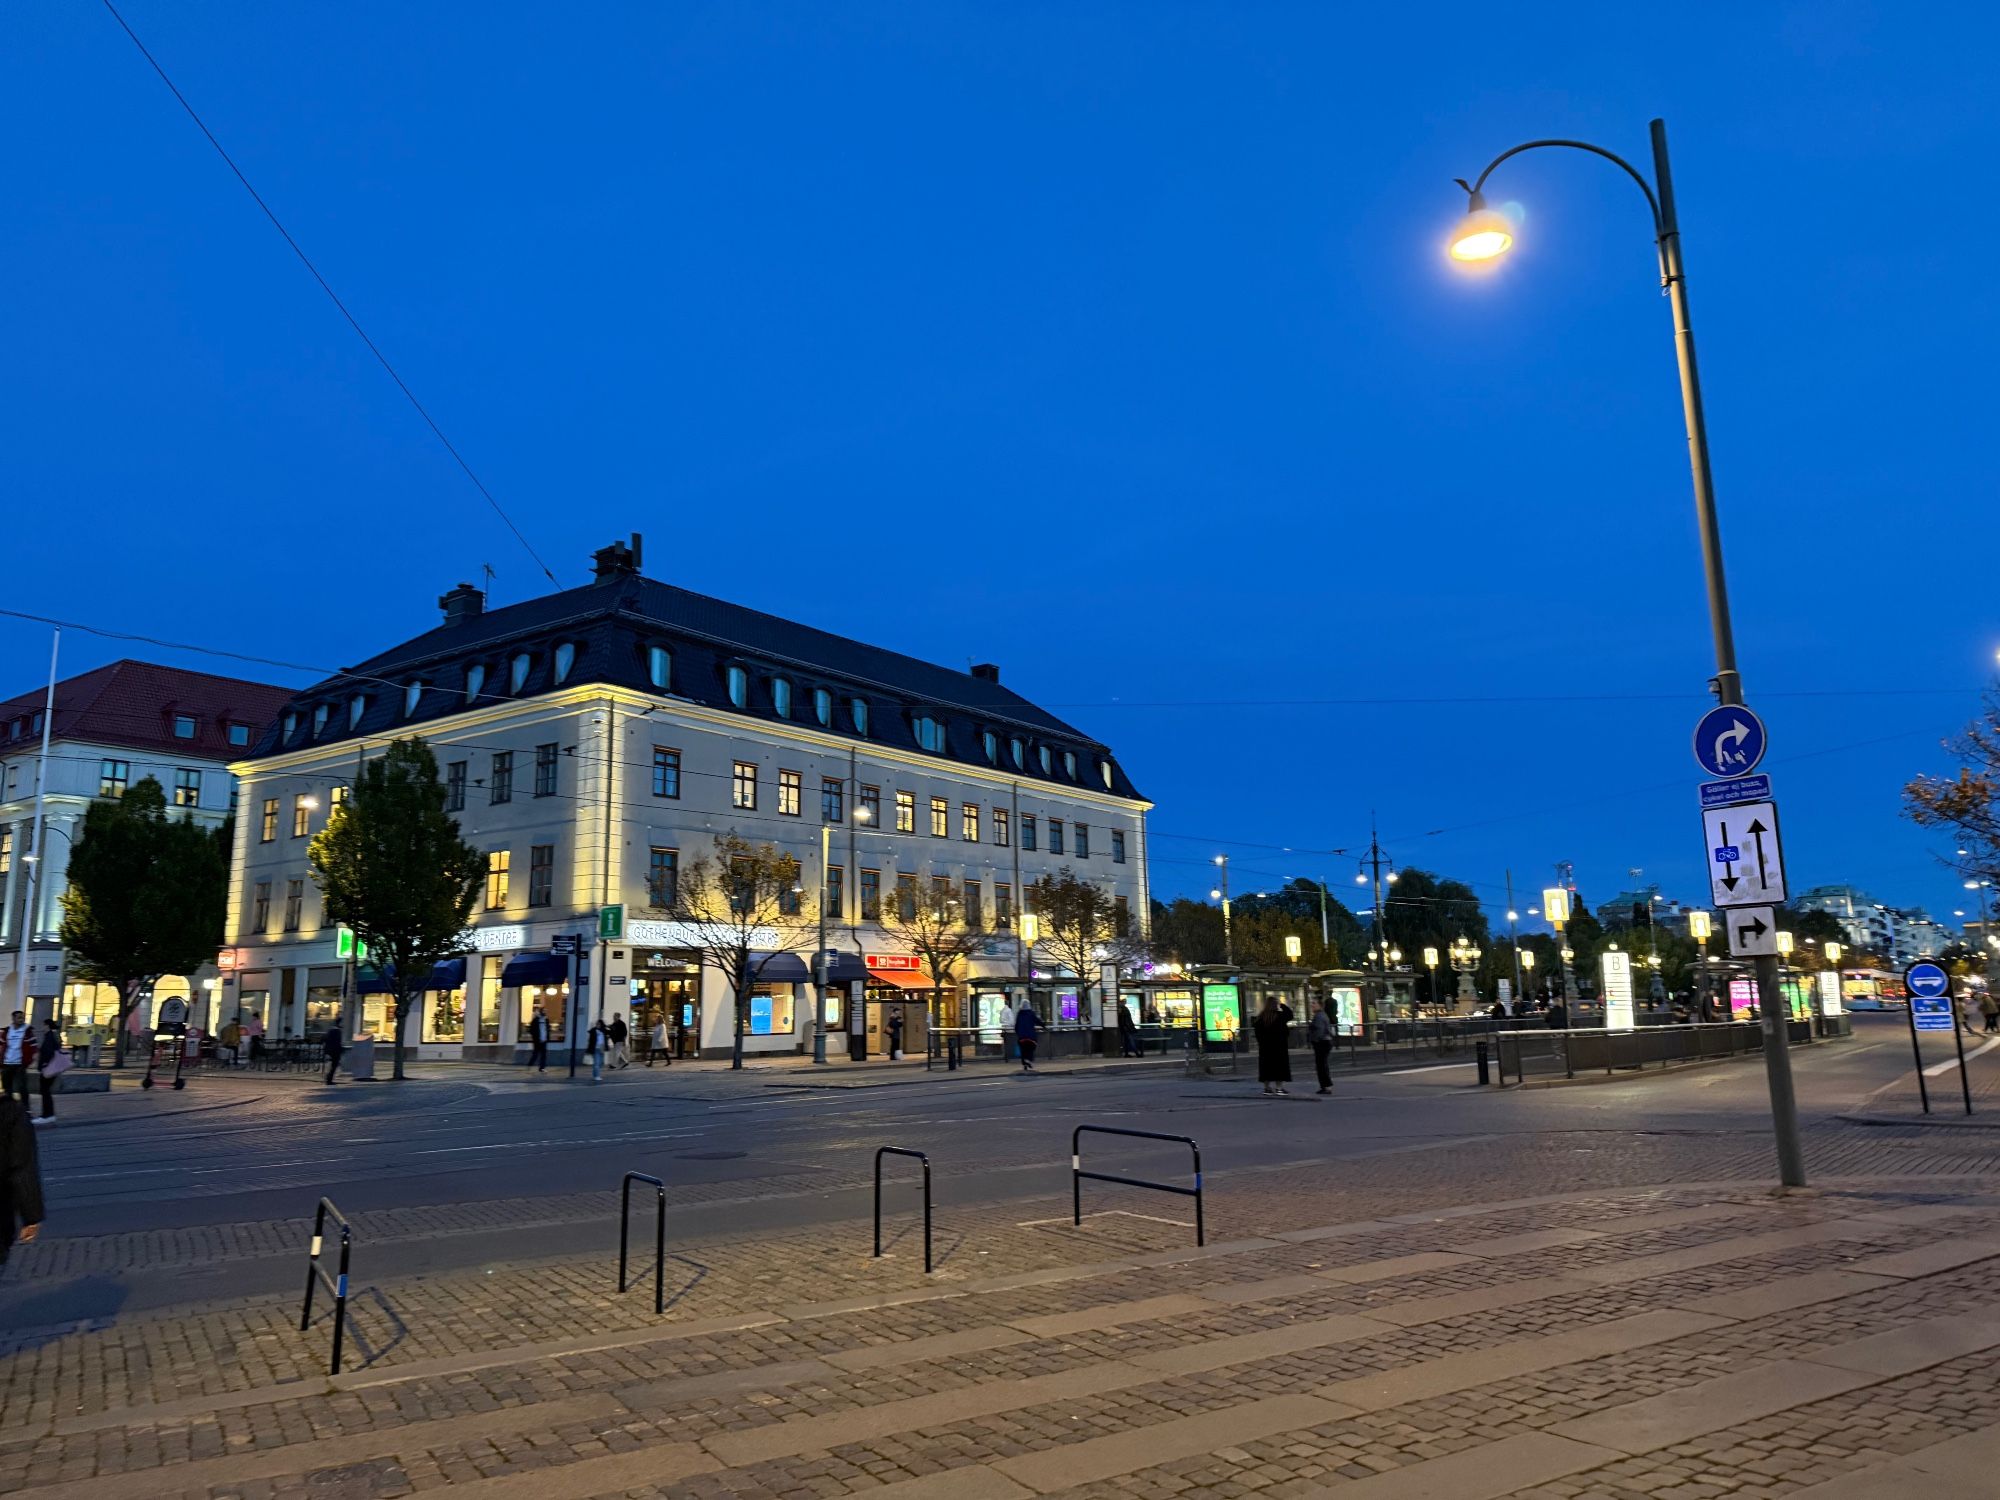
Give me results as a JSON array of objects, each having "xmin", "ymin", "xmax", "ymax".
[{"xmin": 1693, "ymin": 706, "xmax": 1768, "ymax": 778}]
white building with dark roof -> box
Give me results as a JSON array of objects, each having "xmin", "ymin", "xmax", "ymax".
[{"xmin": 224, "ymin": 539, "xmax": 1153, "ymax": 1062}]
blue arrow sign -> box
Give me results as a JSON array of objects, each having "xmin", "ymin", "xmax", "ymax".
[
  {"xmin": 1905, "ymin": 962, "xmax": 1950, "ymax": 1000},
  {"xmin": 1693, "ymin": 706, "xmax": 1768, "ymax": 778}
]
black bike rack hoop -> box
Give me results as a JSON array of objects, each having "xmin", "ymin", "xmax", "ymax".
[
  {"xmin": 873, "ymin": 1147, "xmax": 933, "ymax": 1274},
  {"xmin": 1072, "ymin": 1126, "xmax": 1204, "ymax": 1247},
  {"xmin": 300, "ymin": 1196, "xmax": 354, "ymax": 1375},
  {"xmin": 620, "ymin": 1172, "xmax": 667, "ymax": 1314}
]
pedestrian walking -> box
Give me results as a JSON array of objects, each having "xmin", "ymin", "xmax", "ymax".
[
  {"xmin": 1547, "ymin": 1001, "xmax": 1569, "ymax": 1030},
  {"xmin": 588, "ymin": 1019, "xmax": 605, "ymax": 1081},
  {"xmin": 1253, "ymin": 995, "xmax": 1291, "ymax": 1096},
  {"xmin": 529, "ymin": 1006, "xmax": 551, "ymax": 1071},
  {"xmin": 0, "ymin": 1090, "xmax": 44, "ymax": 1279},
  {"xmin": 886, "ymin": 1009, "xmax": 904, "ymax": 1060},
  {"xmin": 321, "ymin": 1024, "xmax": 344, "ymax": 1085},
  {"xmin": 998, "ymin": 999, "xmax": 1017, "ymax": 1061},
  {"xmin": 1980, "ymin": 992, "xmax": 1999, "ymax": 1034},
  {"xmin": 1014, "ymin": 1001, "xmax": 1040, "ymax": 1072},
  {"xmin": 218, "ymin": 1018, "xmax": 241, "ymax": 1067},
  {"xmin": 34, "ymin": 1020, "xmax": 66, "ymax": 1126},
  {"xmin": 1308, "ymin": 996, "xmax": 1335, "ymax": 1094},
  {"xmin": 1116, "ymin": 1000, "xmax": 1139, "ymax": 1057},
  {"xmin": 1, "ymin": 1013, "xmax": 34, "ymax": 1113},
  {"xmin": 608, "ymin": 1013, "xmax": 631, "ymax": 1068},
  {"xmin": 648, "ymin": 1016, "xmax": 671, "ymax": 1066}
]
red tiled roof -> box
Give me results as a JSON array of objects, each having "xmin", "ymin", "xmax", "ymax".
[{"xmin": 0, "ymin": 660, "xmax": 294, "ymax": 760}]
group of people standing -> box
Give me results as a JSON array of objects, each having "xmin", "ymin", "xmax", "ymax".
[{"xmin": 3, "ymin": 1011, "xmax": 68, "ymax": 1124}]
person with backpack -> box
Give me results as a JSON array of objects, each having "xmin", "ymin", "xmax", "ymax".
[
  {"xmin": 1308, "ymin": 997, "xmax": 1336, "ymax": 1095},
  {"xmin": 34, "ymin": 1019, "xmax": 66, "ymax": 1125}
]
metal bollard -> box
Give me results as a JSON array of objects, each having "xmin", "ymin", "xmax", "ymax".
[{"xmin": 1475, "ymin": 1039, "xmax": 1490, "ymax": 1085}]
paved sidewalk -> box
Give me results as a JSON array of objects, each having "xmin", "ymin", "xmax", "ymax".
[{"xmin": 6, "ymin": 1155, "xmax": 2000, "ymax": 1496}]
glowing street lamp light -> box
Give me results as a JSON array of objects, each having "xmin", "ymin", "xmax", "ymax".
[{"xmin": 1446, "ymin": 193, "xmax": 1515, "ymax": 262}]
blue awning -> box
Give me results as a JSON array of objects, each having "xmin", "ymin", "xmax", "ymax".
[
  {"xmin": 501, "ymin": 951, "xmax": 572, "ymax": 988},
  {"xmin": 820, "ymin": 951, "xmax": 870, "ymax": 984},
  {"xmin": 749, "ymin": 951, "xmax": 811, "ymax": 984},
  {"xmin": 355, "ymin": 958, "xmax": 467, "ymax": 995}
]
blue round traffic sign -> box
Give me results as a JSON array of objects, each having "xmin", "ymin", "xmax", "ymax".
[
  {"xmin": 1693, "ymin": 705, "xmax": 1767, "ymax": 778},
  {"xmin": 1905, "ymin": 962, "xmax": 1950, "ymax": 1000}
]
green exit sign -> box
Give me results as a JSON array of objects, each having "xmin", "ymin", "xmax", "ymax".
[
  {"xmin": 599, "ymin": 904, "xmax": 624, "ymax": 940},
  {"xmin": 335, "ymin": 927, "xmax": 369, "ymax": 962}
]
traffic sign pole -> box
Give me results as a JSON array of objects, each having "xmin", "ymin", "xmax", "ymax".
[
  {"xmin": 1903, "ymin": 991, "xmax": 1932, "ymax": 1115},
  {"xmin": 1950, "ymin": 991, "xmax": 1973, "ymax": 1117}
]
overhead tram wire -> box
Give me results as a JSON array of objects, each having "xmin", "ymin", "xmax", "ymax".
[{"xmin": 97, "ymin": 0, "xmax": 560, "ymax": 588}]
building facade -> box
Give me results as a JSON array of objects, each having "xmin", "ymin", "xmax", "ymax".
[
  {"xmin": 1792, "ymin": 884, "xmax": 1953, "ymax": 966},
  {"xmin": 224, "ymin": 541, "xmax": 1152, "ymax": 1062},
  {"xmin": 0, "ymin": 660, "xmax": 293, "ymax": 1033}
]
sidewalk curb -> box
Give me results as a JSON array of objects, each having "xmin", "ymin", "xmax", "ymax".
[{"xmin": 1836, "ymin": 1111, "xmax": 2000, "ymax": 1131}]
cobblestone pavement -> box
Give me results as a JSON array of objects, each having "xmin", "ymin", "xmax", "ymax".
[{"xmin": 4, "ymin": 1150, "xmax": 2000, "ymax": 1497}]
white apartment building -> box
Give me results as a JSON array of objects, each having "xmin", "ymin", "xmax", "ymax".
[
  {"xmin": 0, "ymin": 660, "xmax": 293, "ymax": 1032},
  {"xmin": 1792, "ymin": 884, "xmax": 1954, "ymax": 965},
  {"xmin": 224, "ymin": 540, "xmax": 1153, "ymax": 1062}
]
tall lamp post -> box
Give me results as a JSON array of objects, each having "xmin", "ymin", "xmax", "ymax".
[
  {"xmin": 1421, "ymin": 946, "xmax": 1441, "ymax": 1012},
  {"xmin": 1448, "ymin": 934, "xmax": 1482, "ymax": 1011},
  {"xmin": 1447, "ymin": 119, "xmax": 1806, "ymax": 1186},
  {"xmin": 1210, "ymin": 855, "xmax": 1233, "ymax": 968},
  {"xmin": 813, "ymin": 802, "xmax": 872, "ymax": 1064},
  {"xmin": 1689, "ymin": 910, "xmax": 1713, "ymax": 1019},
  {"xmin": 1519, "ymin": 946, "xmax": 1536, "ymax": 1005}
]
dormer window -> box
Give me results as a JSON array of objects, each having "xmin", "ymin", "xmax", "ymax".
[
  {"xmin": 1099, "ymin": 758, "xmax": 1113, "ymax": 790},
  {"xmin": 404, "ymin": 680, "xmax": 426, "ymax": 717},
  {"xmin": 1063, "ymin": 750, "xmax": 1077, "ymax": 779},
  {"xmin": 553, "ymin": 643, "xmax": 577, "ymax": 685},
  {"xmin": 172, "ymin": 714, "xmax": 197, "ymax": 739},
  {"xmin": 465, "ymin": 663, "xmax": 487, "ymax": 705},
  {"xmin": 814, "ymin": 688, "xmax": 832, "ymax": 727},
  {"xmin": 914, "ymin": 716, "xmax": 945, "ymax": 753},
  {"xmin": 851, "ymin": 697, "xmax": 869, "ymax": 736},
  {"xmin": 1011, "ymin": 737, "xmax": 1025, "ymax": 769},
  {"xmin": 349, "ymin": 695, "xmax": 368, "ymax": 730},
  {"xmin": 726, "ymin": 665, "xmax": 748, "ymax": 708},
  {"xmin": 282, "ymin": 711, "xmax": 299, "ymax": 741},
  {"xmin": 1038, "ymin": 745, "xmax": 1052, "ymax": 775},
  {"xmin": 313, "ymin": 704, "xmax": 331, "ymax": 736},
  {"xmin": 228, "ymin": 723, "xmax": 250, "ymax": 748},
  {"xmin": 982, "ymin": 731, "xmax": 998, "ymax": 764},
  {"xmin": 772, "ymin": 677, "xmax": 793, "ymax": 719},
  {"xmin": 648, "ymin": 646, "xmax": 671, "ymax": 691},
  {"xmin": 510, "ymin": 653, "xmax": 532, "ymax": 693}
]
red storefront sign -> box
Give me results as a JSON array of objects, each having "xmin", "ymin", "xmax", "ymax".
[{"xmin": 864, "ymin": 954, "xmax": 921, "ymax": 972}]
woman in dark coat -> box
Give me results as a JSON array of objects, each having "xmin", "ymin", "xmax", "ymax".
[
  {"xmin": 1253, "ymin": 995, "xmax": 1292, "ymax": 1096},
  {"xmin": 0, "ymin": 1093, "xmax": 45, "ymax": 1273}
]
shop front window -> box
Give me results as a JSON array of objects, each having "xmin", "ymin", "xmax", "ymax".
[
  {"xmin": 426, "ymin": 988, "xmax": 466, "ymax": 1042},
  {"xmin": 479, "ymin": 956, "xmax": 504, "ymax": 1042}
]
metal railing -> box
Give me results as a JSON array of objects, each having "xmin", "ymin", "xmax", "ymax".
[
  {"xmin": 1490, "ymin": 1018, "xmax": 1845, "ymax": 1084},
  {"xmin": 872, "ymin": 1147, "xmax": 933, "ymax": 1273},
  {"xmin": 619, "ymin": 1172, "xmax": 667, "ymax": 1314},
  {"xmin": 1072, "ymin": 1126, "xmax": 1204, "ymax": 1247},
  {"xmin": 299, "ymin": 1196, "xmax": 354, "ymax": 1375}
]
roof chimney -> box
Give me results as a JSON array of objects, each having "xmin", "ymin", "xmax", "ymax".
[
  {"xmin": 438, "ymin": 582, "xmax": 485, "ymax": 626},
  {"xmin": 971, "ymin": 662, "xmax": 1001, "ymax": 683},
  {"xmin": 592, "ymin": 539, "xmax": 641, "ymax": 581}
]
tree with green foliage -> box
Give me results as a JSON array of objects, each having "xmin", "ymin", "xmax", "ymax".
[
  {"xmin": 59, "ymin": 776, "xmax": 230, "ymax": 1063},
  {"xmin": 309, "ymin": 738, "xmax": 485, "ymax": 1081},
  {"xmin": 1149, "ymin": 897, "xmax": 1226, "ymax": 965},
  {"xmin": 1231, "ymin": 879, "xmax": 1365, "ymax": 968}
]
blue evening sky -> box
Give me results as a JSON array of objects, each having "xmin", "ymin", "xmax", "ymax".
[{"xmin": 5, "ymin": 2, "xmax": 1994, "ymax": 927}]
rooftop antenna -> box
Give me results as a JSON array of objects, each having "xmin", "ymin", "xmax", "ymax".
[{"xmin": 481, "ymin": 562, "xmax": 497, "ymax": 602}]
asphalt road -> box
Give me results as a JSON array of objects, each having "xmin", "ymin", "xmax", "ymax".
[{"xmin": 0, "ymin": 1016, "xmax": 1950, "ymax": 1326}]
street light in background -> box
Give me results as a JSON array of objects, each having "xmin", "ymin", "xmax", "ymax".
[
  {"xmin": 1446, "ymin": 118, "xmax": 1807, "ymax": 1186},
  {"xmin": 1422, "ymin": 946, "xmax": 1440, "ymax": 1012},
  {"xmin": 1688, "ymin": 910, "xmax": 1713, "ymax": 1018}
]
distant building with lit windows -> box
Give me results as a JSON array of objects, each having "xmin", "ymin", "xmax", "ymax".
[
  {"xmin": 0, "ymin": 660, "xmax": 292, "ymax": 1034},
  {"xmin": 225, "ymin": 538, "xmax": 1152, "ymax": 1062}
]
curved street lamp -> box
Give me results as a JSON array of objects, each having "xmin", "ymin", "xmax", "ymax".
[{"xmin": 1444, "ymin": 118, "xmax": 1805, "ymax": 1187}]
